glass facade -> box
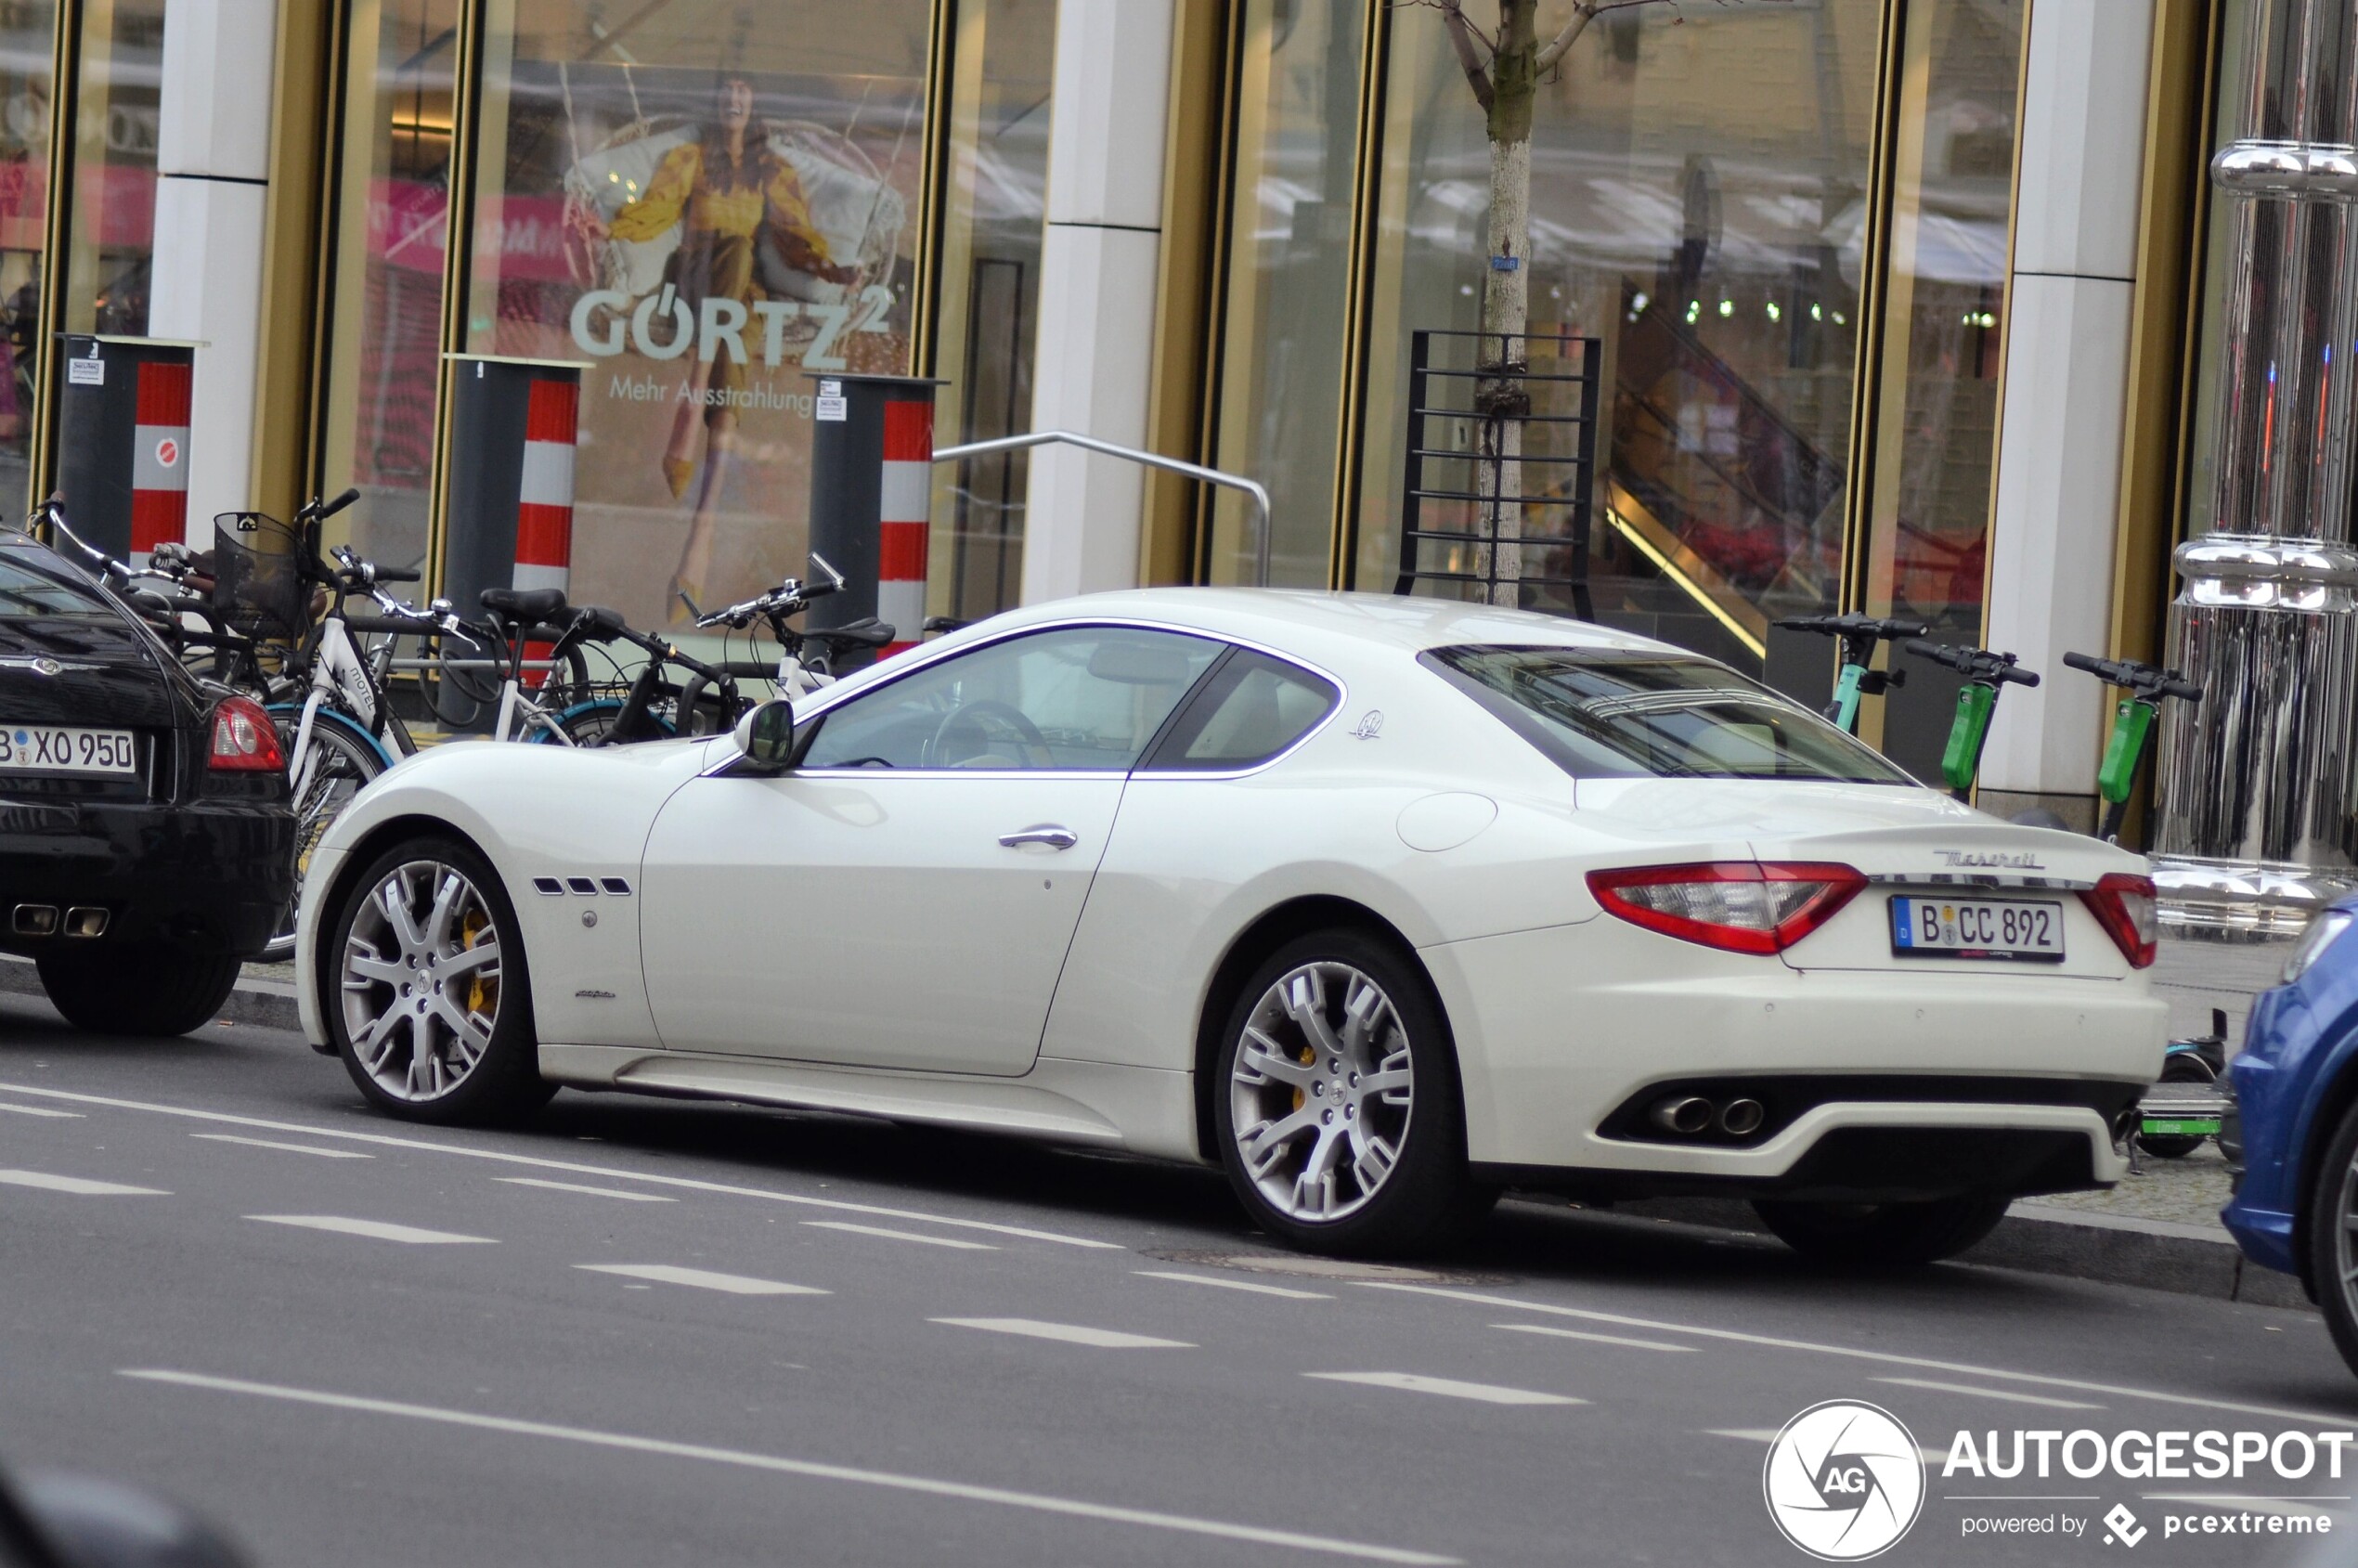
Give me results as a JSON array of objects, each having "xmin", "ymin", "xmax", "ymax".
[
  {"xmin": 927, "ymin": 0, "xmax": 1055, "ymax": 622},
  {"xmin": 61, "ymin": 0, "xmax": 163, "ymax": 342},
  {"xmin": 464, "ymin": 0, "xmax": 928, "ymax": 629},
  {"xmin": 0, "ymin": 1, "xmax": 53, "ymax": 504}
]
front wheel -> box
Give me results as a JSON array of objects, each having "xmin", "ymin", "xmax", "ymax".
[
  {"xmin": 2304, "ymin": 1099, "xmax": 2358, "ymax": 1378},
  {"xmin": 1753, "ymin": 1195, "xmax": 2012, "ymax": 1268},
  {"xmin": 261, "ymin": 709, "xmax": 390, "ymax": 962},
  {"xmin": 1211, "ymin": 930, "xmax": 1489, "ymax": 1257},
  {"xmin": 37, "ymin": 943, "xmax": 240, "ymax": 1036},
  {"xmin": 324, "ymin": 836, "xmax": 551, "ymax": 1124}
]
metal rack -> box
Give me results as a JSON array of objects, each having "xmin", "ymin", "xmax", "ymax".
[{"xmin": 1392, "ymin": 329, "xmax": 1600, "ymax": 616}]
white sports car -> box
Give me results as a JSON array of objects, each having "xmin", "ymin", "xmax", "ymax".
[{"xmin": 295, "ymin": 590, "xmax": 2166, "ymax": 1260}]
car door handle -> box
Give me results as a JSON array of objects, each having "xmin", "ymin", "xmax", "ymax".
[{"xmin": 998, "ymin": 824, "xmax": 1079, "ymax": 850}]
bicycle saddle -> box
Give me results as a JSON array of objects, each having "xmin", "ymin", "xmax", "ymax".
[
  {"xmin": 805, "ymin": 617, "xmax": 895, "ymax": 651},
  {"xmin": 480, "ymin": 587, "xmax": 568, "ymax": 623}
]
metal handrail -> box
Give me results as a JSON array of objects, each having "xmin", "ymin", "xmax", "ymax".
[{"xmin": 933, "ymin": 430, "xmax": 1274, "ymax": 585}]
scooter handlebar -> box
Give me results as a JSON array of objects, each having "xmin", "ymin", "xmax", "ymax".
[
  {"xmin": 2062, "ymin": 650, "xmax": 2202, "ymax": 704},
  {"xmin": 1904, "ymin": 638, "xmax": 2040, "ymax": 687}
]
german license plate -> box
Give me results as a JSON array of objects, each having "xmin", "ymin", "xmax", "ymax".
[
  {"xmin": 1889, "ymin": 894, "xmax": 2065, "ymax": 962},
  {"xmin": 0, "ymin": 723, "xmax": 136, "ymax": 775}
]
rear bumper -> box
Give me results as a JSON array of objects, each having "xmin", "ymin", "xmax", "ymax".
[
  {"xmin": 1426, "ymin": 916, "xmax": 2165, "ymax": 1200},
  {"xmin": 0, "ymin": 795, "xmax": 294, "ymax": 959}
]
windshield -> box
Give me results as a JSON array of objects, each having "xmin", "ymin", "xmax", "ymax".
[
  {"xmin": 1422, "ymin": 644, "xmax": 1912, "ymax": 784},
  {"xmin": 0, "ymin": 551, "xmax": 113, "ymax": 620}
]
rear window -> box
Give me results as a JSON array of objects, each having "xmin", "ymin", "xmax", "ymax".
[
  {"xmin": 1147, "ymin": 648, "xmax": 1338, "ymax": 770},
  {"xmin": 1421, "ymin": 644, "xmax": 1911, "ymax": 784},
  {"xmin": 0, "ymin": 551, "xmax": 112, "ymax": 620}
]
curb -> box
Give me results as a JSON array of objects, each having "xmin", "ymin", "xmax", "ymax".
[
  {"xmin": 1619, "ymin": 1196, "xmax": 2310, "ymax": 1312},
  {"xmin": 0, "ymin": 952, "xmax": 304, "ymax": 1034}
]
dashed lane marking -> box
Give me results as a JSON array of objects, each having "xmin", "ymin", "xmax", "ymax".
[
  {"xmin": 1709, "ymin": 1430, "xmax": 1949, "ymax": 1465},
  {"xmin": 193, "ymin": 1134, "xmax": 370, "ymax": 1160},
  {"xmin": 1492, "ymin": 1322, "xmax": 1697, "ymax": 1354},
  {"xmin": 1134, "ymin": 1270, "xmax": 1332, "ymax": 1301},
  {"xmin": 803, "ymin": 1221, "xmax": 994, "ymax": 1251},
  {"xmin": 1303, "ymin": 1372, "xmax": 1583, "ymax": 1406},
  {"xmin": 118, "ymin": 1370, "xmax": 1458, "ymax": 1565},
  {"xmin": 246, "ymin": 1215, "xmax": 494, "ymax": 1245},
  {"xmin": 1363, "ymin": 1281, "xmax": 2358, "ymax": 1426},
  {"xmin": 0, "ymin": 1083, "xmax": 1118, "ymax": 1250},
  {"xmin": 577, "ymin": 1263, "xmax": 826, "ymax": 1297},
  {"xmin": 0, "ymin": 1103, "xmax": 81, "ymax": 1119},
  {"xmin": 0, "ymin": 1169, "xmax": 165, "ymax": 1195},
  {"xmin": 1874, "ymin": 1376, "xmax": 2103, "ymax": 1410},
  {"xmin": 930, "ymin": 1317, "xmax": 1193, "ymax": 1349},
  {"xmin": 498, "ymin": 1177, "xmax": 673, "ymax": 1202}
]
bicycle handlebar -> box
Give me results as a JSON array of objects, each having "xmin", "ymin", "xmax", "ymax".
[
  {"xmin": 1903, "ymin": 639, "xmax": 2041, "ymax": 687},
  {"xmin": 2062, "ymin": 650, "xmax": 2201, "ymax": 703},
  {"xmin": 1776, "ymin": 612, "xmax": 1930, "ymax": 644}
]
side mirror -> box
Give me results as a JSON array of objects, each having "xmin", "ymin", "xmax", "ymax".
[{"xmin": 732, "ymin": 698, "xmax": 795, "ymax": 772}]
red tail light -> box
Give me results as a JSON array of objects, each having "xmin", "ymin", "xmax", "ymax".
[
  {"xmin": 2079, "ymin": 872, "xmax": 2158, "ymax": 968},
  {"xmin": 207, "ymin": 695, "xmax": 284, "ymax": 771},
  {"xmin": 1587, "ymin": 862, "xmax": 1867, "ymax": 954}
]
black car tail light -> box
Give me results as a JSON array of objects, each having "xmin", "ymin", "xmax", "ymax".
[{"xmin": 207, "ymin": 696, "xmax": 284, "ymax": 772}]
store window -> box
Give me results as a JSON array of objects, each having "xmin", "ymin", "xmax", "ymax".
[
  {"xmin": 318, "ymin": 0, "xmax": 461, "ymax": 573},
  {"xmin": 1357, "ymin": 0, "xmax": 1878, "ymax": 680},
  {"xmin": 1205, "ymin": 0, "xmax": 1364, "ymax": 588},
  {"xmin": 465, "ymin": 0, "xmax": 929, "ymax": 629},
  {"xmin": 927, "ymin": 0, "xmax": 1054, "ymax": 622},
  {"xmin": 61, "ymin": 0, "xmax": 164, "ymax": 343},
  {"xmin": 0, "ymin": 1, "xmax": 52, "ymax": 506}
]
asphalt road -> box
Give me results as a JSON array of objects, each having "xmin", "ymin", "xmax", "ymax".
[{"xmin": 4, "ymin": 992, "xmax": 2356, "ymax": 1568}]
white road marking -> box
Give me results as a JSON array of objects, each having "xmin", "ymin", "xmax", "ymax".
[
  {"xmin": 577, "ymin": 1264, "xmax": 826, "ymax": 1297},
  {"xmin": 247, "ymin": 1215, "xmax": 494, "ymax": 1245},
  {"xmin": 1365, "ymin": 1282, "xmax": 2356, "ymax": 1426},
  {"xmin": 1492, "ymin": 1322, "xmax": 1697, "ymax": 1354},
  {"xmin": 193, "ymin": 1134, "xmax": 370, "ymax": 1160},
  {"xmin": 118, "ymin": 1370, "xmax": 1458, "ymax": 1565},
  {"xmin": 2144, "ymin": 1494, "xmax": 2343, "ymax": 1519},
  {"xmin": 0, "ymin": 1103, "xmax": 80, "ymax": 1119},
  {"xmin": 803, "ymin": 1221, "xmax": 994, "ymax": 1251},
  {"xmin": 0, "ymin": 1169, "xmax": 165, "ymax": 1196},
  {"xmin": 1709, "ymin": 1430, "xmax": 1949, "ymax": 1465},
  {"xmin": 1134, "ymin": 1270, "xmax": 1332, "ymax": 1301},
  {"xmin": 498, "ymin": 1177, "xmax": 673, "ymax": 1202},
  {"xmin": 1875, "ymin": 1376, "xmax": 2103, "ymax": 1410},
  {"xmin": 931, "ymin": 1317, "xmax": 1193, "ymax": 1349},
  {"xmin": 0, "ymin": 1082, "xmax": 1116, "ymax": 1249},
  {"xmin": 1304, "ymin": 1372, "xmax": 1582, "ymax": 1407}
]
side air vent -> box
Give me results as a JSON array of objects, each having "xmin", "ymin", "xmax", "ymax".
[
  {"xmin": 565, "ymin": 877, "xmax": 599, "ymax": 895},
  {"xmin": 600, "ymin": 877, "xmax": 633, "ymax": 896},
  {"xmin": 532, "ymin": 877, "xmax": 564, "ymax": 896}
]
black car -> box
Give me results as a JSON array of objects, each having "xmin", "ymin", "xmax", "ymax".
[{"xmin": 0, "ymin": 526, "xmax": 293, "ymax": 1035}]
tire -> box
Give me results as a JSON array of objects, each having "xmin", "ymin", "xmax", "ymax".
[
  {"xmin": 541, "ymin": 699, "xmax": 673, "ymax": 746},
  {"xmin": 1211, "ymin": 929, "xmax": 1489, "ymax": 1257},
  {"xmin": 1753, "ymin": 1194, "xmax": 2012, "ymax": 1268},
  {"xmin": 260, "ymin": 708, "xmax": 392, "ymax": 963},
  {"xmin": 2305, "ymin": 1099, "xmax": 2358, "ymax": 1378},
  {"xmin": 36, "ymin": 943, "xmax": 240, "ymax": 1036},
  {"xmin": 323, "ymin": 835, "xmax": 553, "ymax": 1124}
]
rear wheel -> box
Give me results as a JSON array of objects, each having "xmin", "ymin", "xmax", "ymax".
[
  {"xmin": 1753, "ymin": 1195, "xmax": 2012, "ymax": 1267},
  {"xmin": 325, "ymin": 836, "xmax": 551, "ymax": 1124},
  {"xmin": 1211, "ymin": 929, "xmax": 1490, "ymax": 1257},
  {"xmin": 260, "ymin": 710, "xmax": 388, "ymax": 962},
  {"xmin": 36, "ymin": 943, "xmax": 240, "ymax": 1036},
  {"xmin": 2304, "ymin": 1099, "xmax": 2358, "ymax": 1378}
]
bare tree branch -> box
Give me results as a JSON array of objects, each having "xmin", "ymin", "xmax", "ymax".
[{"xmin": 1397, "ymin": 0, "xmax": 1498, "ymax": 110}]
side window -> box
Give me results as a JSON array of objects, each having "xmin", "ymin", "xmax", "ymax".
[
  {"xmin": 799, "ymin": 626, "xmax": 1222, "ymax": 771},
  {"xmin": 1146, "ymin": 648, "xmax": 1339, "ymax": 771}
]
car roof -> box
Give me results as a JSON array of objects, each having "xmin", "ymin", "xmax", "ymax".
[{"xmin": 975, "ymin": 588, "xmax": 1672, "ymax": 661}]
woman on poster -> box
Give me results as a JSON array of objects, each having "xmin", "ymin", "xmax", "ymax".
[{"xmin": 582, "ymin": 74, "xmax": 854, "ymax": 612}]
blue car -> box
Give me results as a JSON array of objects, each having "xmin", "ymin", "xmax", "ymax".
[{"xmin": 2222, "ymin": 900, "xmax": 2358, "ymax": 1369}]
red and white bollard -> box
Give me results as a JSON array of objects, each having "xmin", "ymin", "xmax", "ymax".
[
  {"xmin": 129, "ymin": 359, "xmax": 192, "ymax": 565},
  {"xmin": 513, "ymin": 376, "xmax": 577, "ymax": 594},
  {"xmin": 877, "ymin": 396, "xmax": 930, "ymax": 656}
]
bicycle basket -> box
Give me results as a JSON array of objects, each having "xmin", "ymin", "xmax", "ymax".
[{"xmin": 210, "ymin": 512, "xmax": 311, "ymax": 642}]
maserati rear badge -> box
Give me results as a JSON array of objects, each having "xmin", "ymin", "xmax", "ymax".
[{"xmin": 1352, "ymin": 710, "xmax": 1384, "ymax": 741}]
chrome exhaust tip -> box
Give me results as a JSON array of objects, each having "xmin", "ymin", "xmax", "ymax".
[
  {"xmin": 10, "ymin": 904, "xmax": 58, "ymax": 937},
  {"xmin": 1718, "ymin": 1098, "xmax": 1766, "ymax": 1137},
  {"xmin": 1650, "ymin": 1095, "xmax": 1715, "ymax": 1136},
  {"xmin": 63, "ymin": 907, "xmax": 107, "ymax": 939}
]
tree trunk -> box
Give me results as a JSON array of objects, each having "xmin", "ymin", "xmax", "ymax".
[{"xmin": 1478, "ymin": 1, "xmax": 1538, "ymax": 607}]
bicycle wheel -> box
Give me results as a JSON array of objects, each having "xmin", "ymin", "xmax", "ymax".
[
  {"xmin": 544, "ymin": 698, "xmax": 672, "ymax": 746},
  {"xmin": 260, "ymin": 710, "xmax": 391, "ymax": 963}
]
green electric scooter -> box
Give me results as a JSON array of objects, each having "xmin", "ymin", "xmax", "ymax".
[
  {"xmin": 2060, "ymin": 650, "xmax": 2204, "ymax": 845},
  {"xmin": 1900, "ymin": 638, "xmax": 2041, "ymax": 801},
  {"xmin": 1774, "ymin": 612, "xmax": 1929, "ymax": 733}
]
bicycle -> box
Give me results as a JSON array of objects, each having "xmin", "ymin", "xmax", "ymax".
[
  {"xmin": 679, "ymin": 553, "xmax": 895, "ymax": 706},
  {"xmin": 1774, "ymin": 612, "xmax": 1927, "ymax": 733}
]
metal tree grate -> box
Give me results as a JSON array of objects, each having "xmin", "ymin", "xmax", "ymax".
[{"xmin": 1392, "ymin": 329, "xmax": 1600, "ymax": 616}]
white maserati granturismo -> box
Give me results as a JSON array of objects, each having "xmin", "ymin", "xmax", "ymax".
[{"xmin": 295, "ymin": 590, "xmax": 2166, "ymax": 1261}]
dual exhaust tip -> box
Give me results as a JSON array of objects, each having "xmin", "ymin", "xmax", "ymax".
[
  {"xmin": 1651, "ymin": 1095, "xmax": 1766, "ymax": 1139},
  {"xmin": 10, "ymin": 904, "xmax": 107, "ymax": 939}
]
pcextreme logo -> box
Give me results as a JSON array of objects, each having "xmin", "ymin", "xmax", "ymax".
[{"xmin": 1763, "ymin": 1400, "xmax": 1927, "ymax": 1561}]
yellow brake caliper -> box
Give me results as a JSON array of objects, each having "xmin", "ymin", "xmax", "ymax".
[
  {"xmin": 1293, "ymin": 1047, "xmax": 1314, "ymax": 1112},
  {"xmin": 461, "ymin": 910, "xmax": 496, "ymax": 1018}
]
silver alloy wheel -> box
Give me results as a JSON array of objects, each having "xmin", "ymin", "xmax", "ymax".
[
  {"xmin": 1229, "ymin": 961, "xmax": 1415, "ymax": 1223},
  {"xmin": 338, "ymin": 859, "xmax": 504, "ymax": 1101},
  {"xmin": 2339, "ymin": 1154, "xmax": 2358, "ymax": 1314}
]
